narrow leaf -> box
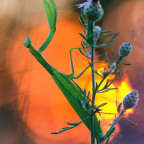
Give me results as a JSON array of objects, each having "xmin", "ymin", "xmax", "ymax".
[
  {"xmin": 105, "ymin": 137, "xmax": 110, "ymax": 144},
  {"xmin": 95, "ymin": 70, "xmax": 103, "ymax": 78},
  {"xmin": 96, "ymin": 103, "xmax": 108, "ymax": 109},
  {"xmin": 49, "ymin": 0, "xmax": 57, "ymax": 29},
  {"xmin": 43, "ymin": 0, "xmax": 52, "ymax": 29},
  {"xmin": 79, "ymin": 33, "xmax": 86, "ymax": 40},
  {"xmin": 105, "ymin": 53, "xmax": 110, "ymax": 66},
  {"xmin": 94, "ymin": 52, "xmax": 107, "ymax": 59},
  {"xmin": 117, "ymin": 102, "xmax": 122, "ymax": 113},
  {"xmin": 107, "ymin": 127, "xmax": 116, "ymax": 137},
  {"xmin": 120, "ymin": 61, "xmax": 131, "ymax": 66},
  {"xmin": 79, "ymin": 15, "xmax": 86, "ymax": 28},
  {"xmin": 125, "ymin": 117, "xmax": 137, "ymax": 126}
]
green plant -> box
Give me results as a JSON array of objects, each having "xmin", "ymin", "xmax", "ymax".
[{"xmin": 23, "ymin": 0, "xmax": 138, "ymax": 143}]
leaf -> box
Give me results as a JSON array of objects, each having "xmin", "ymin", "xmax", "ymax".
[
  {"xmin": 105, "ymin": 53, "xmax": 110, "ymax": 66},
  {"xmin": 51, "ymin": 115, "xmax": 91, "ymax": 134},
  {"xmin": 76, "ymin": 94, "xmax": 83, "ymax": 107},
  {"xmin": 94, "ymin": 52, "xmax": 108, "ymax": 59},
  {"xmin": 117, "ymin": 69, "xmax": 126, "ymax": 73},
  {"xmin": 125, "ymin": 117, "xmax": 137, "ymax": 126},
  {"xmin": 107, "ymin": 72, "xmax": 121, "ymax": 87},
  {"xmin": 110, "ymin": 50, "xmax": 119, "ymax": 60},
  {"xmin": 26, "ymin": 32, "xmax": 103, "ymax": 140},
  {"xmin": 101, "ymin": 30, "xmax": 112, "ymax": 33},
  {"xmin": 117, "ymin": 102, "xmax": 122, "ymax": 113},
  {"xmin": 105, "ymin": 137, "xmax": 110, "ymax": 144},
  {"xmin": 49, "ymin": 0, "xmax": 57, "ymax": 29},
  {"xmin": 102, "ymin": 79, "xmax": 109, "ymax": 90},
  {"xmin": 107, "ymin": 127, "xmax": 116, "ymax": 137},
  {"xmin": 79, "ymin": 15, "xmax": 86, "ymax": 28},
  {"xmin": 96, "ymin": 103, "xmax": 108, "ymax": 109},
  {"xmin": 81, "ymin": 8, "xmax": 87, "ymax": 20},
  {"xmin": 43, "ymin": 0, "xmax": 52, "ymax": 29},
  {"xmin": 79, "ymin": 48, "xmax": 89, "ymax": 58},
  {"xmin": 67, "ymin": 122, "xmax": 81, "ymax": 126},
  {"xmin": 120, "ymin": 61, "xmax": 131, "ymax": 66},
  {"xmin": 98, "ymin": 87, "xmax": 119, "ymax": 93},
  {"xmin": 95, "ymin": 70, "xmax": 103, "ymax": 78},
  {"xmin": 101, "ymin": 33, "xmax": 117, "ymax": 39},
  {"xmin": 51, "ymin": 125, "xmax": 75, "ymax": 134},
  {"xmin": 79, "ymin": 33, "xmax": 86, "ymax": 40}
]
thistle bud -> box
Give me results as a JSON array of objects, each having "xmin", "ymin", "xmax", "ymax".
[
  {"xmin": 93, "ymin": 26, "xmax": 101, "ymax": 38},
  {"xmin": 119, "ymin": 42, "xmax": 132, "ymax": 58},
  {"xmin": 83, "ymin": 1, "xmax": 104, "ymax": 22},
  {"xmin": 123, "ymin": 90, "xmax": 138, "ymax": 110}
]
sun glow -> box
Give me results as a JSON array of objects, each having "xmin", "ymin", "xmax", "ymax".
[{"xmin": 76, "ymin": 62, "xmax": 133, "ymax": 135}]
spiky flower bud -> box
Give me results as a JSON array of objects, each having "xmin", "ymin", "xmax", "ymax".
[
  {"xmin": 83, "ymin": 1, "xmax": 104, "ymax": 22},
  {"xmin": 123, "ymin": 90, "xmax": 138, "ymax": 110},
  {"xmin": 119, "ymin": 42, "xmax": 132, "ymax": 58},
  {"xmin": 93, "ymin": 26, "xmax": 101, "ymax": 38}
]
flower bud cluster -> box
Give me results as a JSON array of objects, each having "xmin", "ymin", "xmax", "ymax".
[
  {"xmin": 93, "ymin": 26, "xmax": 101, "ymax": 38},
  {"xmin": 83, "ymin": 1, "xmax": 104, "ymax": 22},
  {"xmin": 119, "ymin": 42, "xmax": 132, "ymax": 58},
  {"xmin": 123, "ymin": 90, "xmax": 138, "ymax": 110}
]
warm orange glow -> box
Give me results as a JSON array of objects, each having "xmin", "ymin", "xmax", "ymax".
[
  {"xmin": 76, "ymin": 62, "xmax": 133, "ymax": 136},
  {"xmin": 10, "ymin": 11, "xmax": 133, "ymax": 143}
]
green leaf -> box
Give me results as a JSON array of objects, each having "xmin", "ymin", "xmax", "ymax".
[
  {"xmin": 101, "ymin": 33, "xmax": 116, "ymax": 39},
  {"xmin": 79, "ymin": 15, "xmax": 86, "ymax": 28},
  {"xmin": 98, "ymin": 87, "xmax": 119, "ymax": 93},
  {"xmin": 107, "ymin": 72, "xmax": 121, "ymax": 87},
  {"xmin": 117, "ymin": 69, "xmax": 126, "ymax": 73},
  {"xmin": 96, "ymin": 103, "xmax": 108, "ymax": 109},
  {"xmin": 95, "ymin": 70, "xmax": 103, "ymax": 78},
  {"xmin": 49, "ymin": 0, "xmax": 57, "ymax": 29},
  {"xmin": 120, "ymin": 61, "xmax": 131, "ymax": 66},
  {"xmin": 105, "ymin": 53, "xmax": 110, "ymax": 66},
  {"xmin": 101, "ymin": 29, "xmax": 112, "ymax": 33},
  {"xmin": 105, "ymin": 137, "xmax": 110, "ymax": 144},
  {"xmin": 94, "ymin": 52, "xmax": 108, "ymax": 59},
  {"xmin": 107, "ymin": 127, "xmax": 116, "ymax": 137},
  {"xmin": 51, "ymin": 125, "xmax": 75, "ymax": 134},
  {"xmin": 117, "ymin": 102, "xmax": 122, "ymax": 113},
  {"xmin": 43, "ymin": 0, "xmax": 52, "ymax": 29},
  {"xmin": 67, "ymin": 121, "xmax": 81, "ymax": 126},
  {"xmin": 79, "ymin": 33, "xmax": 86, "ymax": 40},
  {"xmin": 81, "ymin": 8, "xmax": 87, "ymax": 20},
  {"xmin": 26, "ymin": 39, "xmax": 103, "ymax": 140},
  {"xmin": 79, "ymin": 48, "xmax": 90, "ymax": 58},
  {"xmin": 125, "ymin": 117, "xmax": 137, "ymax": 126},
  {"xmin": 102, "ymin": 79, "xmax": 109, "ymax": 90}
]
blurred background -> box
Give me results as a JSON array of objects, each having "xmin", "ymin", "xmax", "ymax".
[{"xmin": 0, "ymin": 0, "xmax": 144, "ymax": 144}]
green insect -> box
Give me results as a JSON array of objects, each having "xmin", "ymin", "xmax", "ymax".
[{"xmin": 23, "ymin": 0, "xmax": 103, "ymax": 140}]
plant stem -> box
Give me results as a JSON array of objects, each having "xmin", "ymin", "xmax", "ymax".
[
  {"xmin": 101, "ymin": 109, "xmax": 125, "ymax": 143},
  {"xmin": 89, "ymin": 20, "xmax": 95, "ymax": 144}
]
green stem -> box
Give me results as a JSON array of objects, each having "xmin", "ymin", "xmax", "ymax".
[
  {"xmin": 89, "ymin": 20, "xmax": 95, "ymax": 144},
  {"xmin": 95, "ymin": 56, "xmax": 123, "ymax": 95},
  {"xmin": 101, "ymin": 109, "xmax": 125, "ymax": 143},
  {"xmin": 38, "ymin": 29, "xmax": 55, "ymax": 55}
]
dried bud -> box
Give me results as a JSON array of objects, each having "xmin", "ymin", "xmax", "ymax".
[
  {"xmin": 119, "ymin": 42, "xmax": 132, "ymax": 58},
  {"xmin": 93, "ymin": 26, "xmax": 101, "ymax": 38},
  {"xmin": 83, "ymin": 1, "xmax": 104, "ymax": 22},
  {"xmin": 123, "ymin": 90, "xmax": 138, "ymax": 110}
]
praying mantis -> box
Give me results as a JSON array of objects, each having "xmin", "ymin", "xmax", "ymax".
[{"xmin": 23, "ymin": 0, "xmax": 126, "ymax": 142}]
